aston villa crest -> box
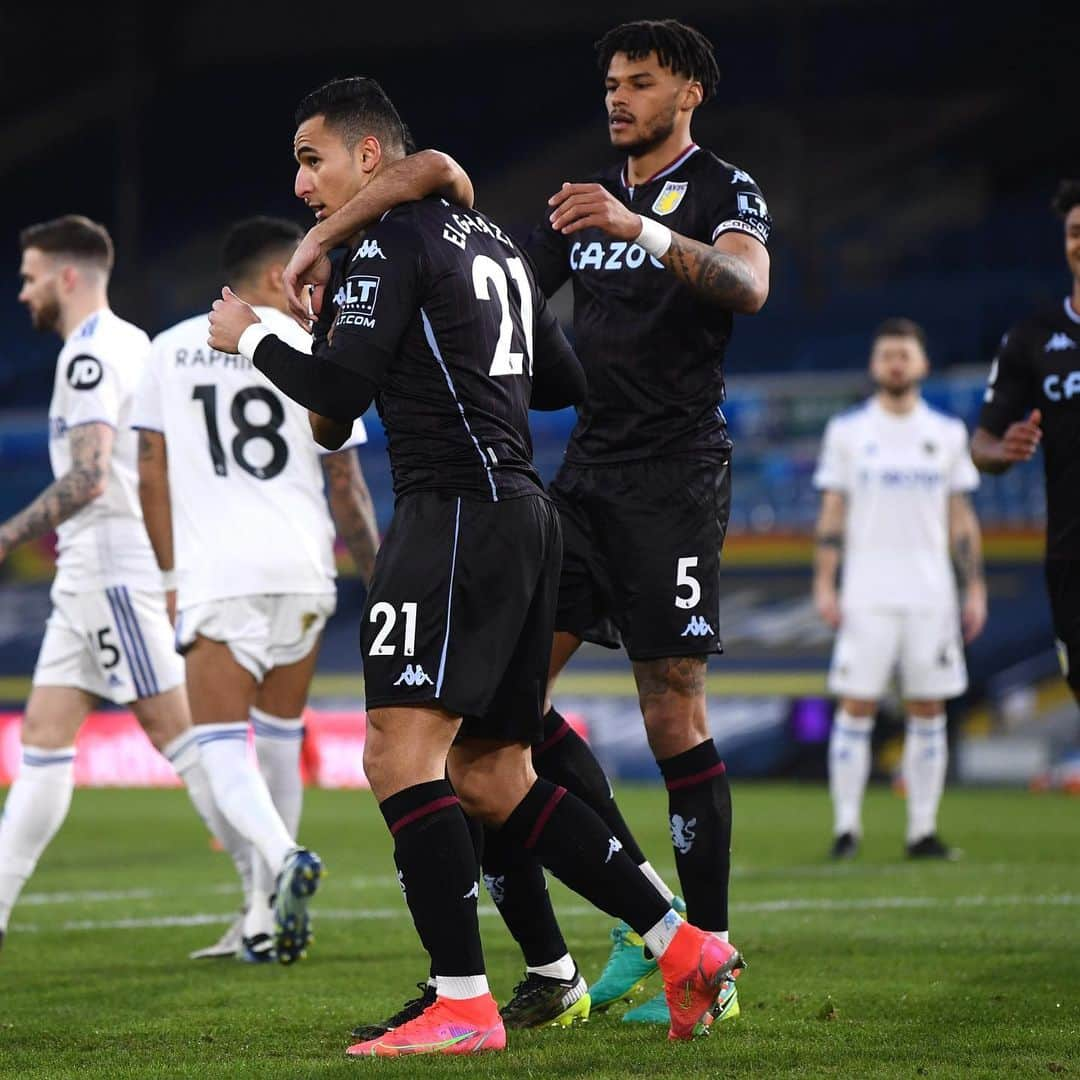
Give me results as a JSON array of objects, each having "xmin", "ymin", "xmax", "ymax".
[{"xmin": 652, "ymin": 181, "xmax": 688, "ymax": 216}]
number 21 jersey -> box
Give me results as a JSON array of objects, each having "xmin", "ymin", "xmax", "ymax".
[{"xmin": 131, "ymin": 307, "xmax": 366, "ymax": 609}]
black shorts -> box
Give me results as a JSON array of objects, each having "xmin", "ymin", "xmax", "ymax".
[
  {"xmin": 1045, "ymin": 559, "xmax": 1080, "ymax": 692},
  {"xmin": 550, "ymin": 453, "xmax": 731, "ymax": 661},
  {"xmin": 361, "ymin": 490, "xmax": 561, "ymax": 743}
]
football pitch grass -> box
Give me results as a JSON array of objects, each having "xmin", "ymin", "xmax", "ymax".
[{"xmin": 0, "ymin": 783, "xmax": 1076, "ymax": 1078}]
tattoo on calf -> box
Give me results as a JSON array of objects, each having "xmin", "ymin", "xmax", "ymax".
[{"xmin": 634, "ymin": 656, "xmax": 708, "ymax": 703}]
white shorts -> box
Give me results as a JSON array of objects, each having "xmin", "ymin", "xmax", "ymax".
[
  {"xmin": 175, "ymin": 593, "xmax": 336, "ymax": 682},
  {"xmin": 827, "ymin": 607, "xmax": 967, "ymax": 701},
  {"xmin": 32, "ymin": 586, "xmax": 184, "ymax": 705}
]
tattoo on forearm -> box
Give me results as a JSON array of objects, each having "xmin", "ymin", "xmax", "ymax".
[
  {"xmin": 661, "ymin": 233, "xmax": 758, "ymax": 308},
  {"xmin": 323, "ymin": 453, "xmax": 379, "ymax": 585},
  {"xmin": 0, "ymin": 425, "xmax": 107, "ymax": 555},
  {"xmin": 952, "ymin": 533, "xmax": 984, "ymax": 588},
  {"xmin": 634, "ymin": 656, "xmax": 707, "ymax": 704}
]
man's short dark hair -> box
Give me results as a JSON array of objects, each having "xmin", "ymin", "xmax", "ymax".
[
  {"xmin": 19, "ymin": 215, "xmax": 114, "ymax": 273},
  {"xmin": 222, "ymin": 217, "xmax": 303, "ymax": 285},
  {"xmin": 595, "ymin": 19, "xmax": 720, "ymax": 102},
  {"xmin": 1051, "ymin": 180, "xmax": 1080, "ymax": 219},
  {"xmin": 873, "ymin": 317, "xmax": 928, "ymax": 350},
  {"xmin": 295, "ymin": 76, "xmax": 408, "ymax": 155}
]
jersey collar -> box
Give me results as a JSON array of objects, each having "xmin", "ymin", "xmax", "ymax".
[
  {"xmin": 1064, "ymin": 297, "xmax": 1080, "ymax": 325},
  {"xmin": 65, "ymin": 306, "xmax": 109, "ymax": 345},
  {"xmin": 621, "ymin": 143, "xmax": 699, "ymax": 198}
]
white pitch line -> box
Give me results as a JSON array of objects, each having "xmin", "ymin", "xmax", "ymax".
[{"xmin": 12, "ymin": 893, "xmax": 1077, "ymax": 935}]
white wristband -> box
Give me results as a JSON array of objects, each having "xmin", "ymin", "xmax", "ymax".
[
  {"xmin": 161, "ymin": 569, "xmax": 178, "ymax": 591},
  {"xmin": 238, "ymin": 322, "xmax": 275, "ymax": 361},
  {"xmin": 635, "ymin": 215, "xmax": 672, "ymax": 258}
]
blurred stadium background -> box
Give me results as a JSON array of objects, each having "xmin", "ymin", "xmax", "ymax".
[{"xmin": 1, "ymin": 1, "xmax": 1077, "ymax": 791}]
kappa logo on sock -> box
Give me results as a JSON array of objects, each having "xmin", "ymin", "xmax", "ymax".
[
  {"xmin": 393, "ymin": 664, "xmax": 434, "ymax": 687},
  {"xmin": 670, "ymin": 813, "xmax": 698, "ymax": 855},
  {"xmin": 605, "ymin": 836, "xmax": 623, "ymax": 863},
  {"xmin": 397, "ymin": 869, "xmax": 407, "ymax": 898},
  {"xmin": 463, "ymin": 880, "xmax": 480, "ymax": 900},
  {"xmin": 482, "ymin": 873, "xmax": 505, "ymax": 906},
  {"xmin": 681, "ymin": 615, "xmax": 715, "ymax": 638}
]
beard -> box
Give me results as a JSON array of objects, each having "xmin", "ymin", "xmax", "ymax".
[
  {"xmin": 29, "ymin": 294, "xmax": 61, "ymax": 334},
  {"xmin": 877, "ymin": 378, "xmax": 918, "ymax": 398},
  {"xmin": 614, "ymin": 106, "xmax": 678, "ymax": 158}
]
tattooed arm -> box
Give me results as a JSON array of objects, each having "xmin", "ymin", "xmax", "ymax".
[
  {"xmin": 546, "ymin": 182, "xmax": 769, "ymax": 312},
  {"xmin": 949, "ymin": 493, "xmax": 987, "ymax": 643},
  {"xmin": 321, "ymin": 448, "xmax": 379, "ymax": 586},
  {"xmin": 661, "ymin": 230, "xmax": 769, "ymax": 313},
  {"xmin": 0, "ymin": 422, "xmax": 111, "ymax": 564},
  {"xmin": 812, "ymin": 490, "xmax": 847, "ymax": 629}
]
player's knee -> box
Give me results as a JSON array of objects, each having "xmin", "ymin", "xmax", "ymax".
[
  {"xmin": 20, "ymin": 710, "xmax": 67, "ymax": 751},
  {"xmin": 840, "ymin": 698, "xmax": 877, "ymax": 719},
  {"xmin": 640, "ymin": 703, "xmax": 708, "ymax": 759},
  {"xmin": 450, "ymin": 755, "xmax": 533, "ymax": 826}
]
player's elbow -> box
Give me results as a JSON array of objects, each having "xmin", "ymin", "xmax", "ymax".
[{"xmin": 736, "ymin": 279, "xmax": 769, "ymax": 315}]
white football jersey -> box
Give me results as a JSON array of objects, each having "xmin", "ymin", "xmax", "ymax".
[
  {"xmin": 813, "ymin": 397, "xmax": 979, "ymax": 612},
  {"xmin": 48, "ymin": 308, "xmax": 162, "ymax": 592},
  {"xmin": 131, "ymin": 306, "xmax": 367, "ymax": 609}
]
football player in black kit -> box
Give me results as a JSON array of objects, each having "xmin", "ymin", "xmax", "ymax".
[
  {"xmin": 208, "ymin": 76, "xmax": 744, "ymax": 1059},
  {"xmin": 972, "ymin": 179, "xmax": 1080, "ymax": 703},
  {"xmin": 282, "ymin": 19, "xmax": 768, "ymax": 1033},
  {"xmin": 280, "ymin": 20, "xmax": 768, "ymax": 1033}
]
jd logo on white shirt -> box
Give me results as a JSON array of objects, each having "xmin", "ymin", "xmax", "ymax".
[{"xmin": 66, "ymin": 354, "xmax": 103, "ymax": 390}]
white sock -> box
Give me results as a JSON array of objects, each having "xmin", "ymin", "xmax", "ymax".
[
  {"xmin": 710, "ymin": 930, "xmax": 730, "ymax": 944},
  {"xmin": 526, "ymin": 953, "xmax": 577, "ymax": 981},
  {"xmin": 828, "ymin": 710, "xmax": 874, "ymax": 836},
  {"xmin": 638, "ymin": 860, "xmax": 675, "ymax": 903},
  {"xmin": 0, "ymin": 746, "xmax": 76, "ymax": 932},
  {"xmin": 436, "ymin": 974, "xmax": 490, "ymax": 1000},
  {"xmin": 251, "ymin": 708, "xmax": 304, "ymax": 837},
  {"xmin": 196, "ymin": 723, "xmax": 294, "ymax": 873},
  {"xmin": 642, "ymin": 908, "xmax": 682, "ymax": 960},
  {"xmin": 244, "ymin": 854, "xmax": 277, "ymax": 940},
  {"xmin": 163, "ymin": 729, "xmax": 253, "ymax": 904},
  {"xmin": 903, "ymin": 714, "xmax": 948, "ymax": 844}
]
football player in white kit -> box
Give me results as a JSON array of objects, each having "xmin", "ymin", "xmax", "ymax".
[
  {"xmin": 0, "ymin": 216, "xmax": 240, "ymax": 948},
  {"xmin": 812, "ymin": 318, "xmax": 987, "ymax": 859},
  {"xmin": 132, "ymin": 217, "xmax": 378, "ymax": 963}
]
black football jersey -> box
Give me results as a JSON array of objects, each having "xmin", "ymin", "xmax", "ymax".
[
  {"xmin": 526, "ymin": 144, "xmax": 771, "ymax": 464},
  {"xmin": 978, "ymin": 298, "xmax": 1080, "ymax": 559},
  {"xmin": 313, "ymin": 198, "xmax": 579, "ymax": 502}
]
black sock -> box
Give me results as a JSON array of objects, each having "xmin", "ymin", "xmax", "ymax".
[
  {"xmin": 534, "ymin": 707, "xmax": 647, "ymax": 866},
  {"xmin": 379, "ymin": 779, "xmax": 485, "ymax": 979},
  {"xmin": 658, "ymin": 740, "xmax": 731, "ymax": 932},
  {"xmin": 481, "ymin": 823, "xmax": 568, "ymax": 968},
  {"xmin": 498, "ymin": 778, "xmax": 669, "ymax": 936}
]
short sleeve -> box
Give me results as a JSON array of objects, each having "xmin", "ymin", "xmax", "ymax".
[
  {"xmin": 315, "ymin": 417, "xmax": 368, "ymax": 455},
  {"xmin": 524, "ymin": 215, "xmax": 571, "ymax": 297},
  {"xmin": 130, "ymin": 342, "xmax": 165, "ymax": 433},
  {"xmin": 710, "ymin": 168, "xmax": 771, "ymax": 249},
  {"xmin": 319, "ymin": 219, "xmax": 422, "ymax": 383},
  {"xmin": 63, "ymin": 349, "xmax": 125, "ymax": 429},
  {"xmin": 813, "ymin": 418, "xmax": 850, "ymax": 492},
  {"xmin": 978, "ymin": 327, "xmax": 1033, "ymax": 436},
  {"xmin": 948, "ymin": 421, "xmax": 979, "ymax": 492}
]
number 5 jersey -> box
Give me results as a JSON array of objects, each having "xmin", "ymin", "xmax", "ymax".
[
  {"xmin": 130, "ymin": 307, "xmax": 366, "ymax": 610},
  {"xmin": 48, "ymin": 308, "xmax": 162, "ymax": 593}
]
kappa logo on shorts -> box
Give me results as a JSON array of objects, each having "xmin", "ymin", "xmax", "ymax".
[
  {"xmin": 605, "ymin": 836, "xmax": 623, "ymax": 864},
  {"xmin": 681, "ymin": 615, "xmax": 715, "ymax": 637},
  {"xmin": 393, "ymin": 664, "xmax": 434, "ymax": 687}
]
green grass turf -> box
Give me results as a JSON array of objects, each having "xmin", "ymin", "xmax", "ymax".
[{"xmin": 0, "ymin": 783, "xmax": 1076, "ymax": 1078}]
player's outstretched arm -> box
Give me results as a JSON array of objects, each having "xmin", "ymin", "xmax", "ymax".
[
  {"xmin": 0, "ymin": 422, "xmax": 110, "ymax": 564},
  {"xmin": 812, "ymin": 490, "xmax": 846, "ymax": 630},
  {"xmin": 284, "ymin": 151, "xmax": 475, "ymax": 322},
  {"xmin": 949, "ymin": 493, "xmax": 988, "ymax": 644},
  {"xmin": 547, "ymin": 182, "xmax": 769, "ymax": 312},
  {"xmin": 136, "ymin": 430, "xmax": 177, "ymax": 621},
  {"xmin": 970, "ymin": 411, "xmax": 1042, "ymax": 474},
  {"xmin": 321, "ymin": 449, "xmax": 379, "ymax": 586}
]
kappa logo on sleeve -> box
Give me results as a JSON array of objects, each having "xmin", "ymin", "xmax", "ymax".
[
  {"xmin": 334, "ymin": 275, "xmax": 380, "ymax": 328},
  {"xmin": 66, "ymin": 354, "xmax": 104, "ymax": 390}
]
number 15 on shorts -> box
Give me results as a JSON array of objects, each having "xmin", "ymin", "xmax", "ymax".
[{"xmin": 675, "ymin": 556, "xmax": 701, "ymax": 609}]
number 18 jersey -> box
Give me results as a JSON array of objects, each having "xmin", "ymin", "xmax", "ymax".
[{"xmin": 131, "ymin": 307, "xmax": 366, "ymax": 610}]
